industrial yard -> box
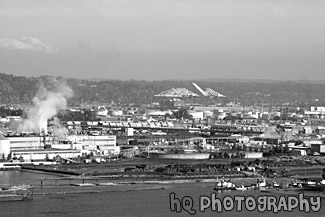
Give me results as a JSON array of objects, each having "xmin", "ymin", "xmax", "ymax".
[{"xmin": 0, "ymin": 75, "xmax": 325, "ymax": 198}]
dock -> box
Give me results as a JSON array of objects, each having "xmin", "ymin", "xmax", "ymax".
[{"xmin": 0, "ymin": 163, "xmax": 21, "ymax": 170}]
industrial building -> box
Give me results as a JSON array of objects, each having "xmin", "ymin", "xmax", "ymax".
[
  {"xmin": 311, "ymin": 143, "xmax": 325, "ymax": 155},
  {"xmin": 0, "ymin": 134, "xmax": 119, "ymax": 161},
  {"xmin": 79, "ymin": 135, "xmax": 120, "ymax": 155},
  {"xmin": 10, "ymin": 149, "xmax": 83, "ymax": 161},
  {"xmin": 7, "ymin": 136, "xmax": 46, "ymax": 150},
  {"xmin": 0, "ymin": 135, "xmax": 10, "ymax": 160}
]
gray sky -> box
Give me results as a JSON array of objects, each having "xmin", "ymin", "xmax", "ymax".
[{"xmin": 0, "ymin": 0, "xmax": 325, "ymax": 80}]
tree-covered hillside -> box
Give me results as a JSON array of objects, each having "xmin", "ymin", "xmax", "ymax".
[{"xmin": 0, "ymin": 72, "xmax": 323, "ymax": 107}]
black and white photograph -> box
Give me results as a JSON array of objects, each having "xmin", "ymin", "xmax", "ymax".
[{"xmin": 0, "ymin": 0, "xmax": 325, "ymax": 216}]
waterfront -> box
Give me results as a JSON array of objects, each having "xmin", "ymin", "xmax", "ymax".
[
  {"xmin": 0, "ymin": 170, "xmax": 60, "ymax": 187},
  {"xmin": 0, "ymin": 171, "xmax": 324, "ymax": 217}
]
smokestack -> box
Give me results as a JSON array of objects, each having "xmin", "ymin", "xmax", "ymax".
[{"xmin": 43, "ymin": 131, "xmax": 46, "ymax": 145}]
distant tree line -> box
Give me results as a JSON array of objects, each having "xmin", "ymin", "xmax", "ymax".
[
  {"xmin": 57, "ymin": 109, "xmax": 99, "ymax": 122},
  {"xmin": 0, "ymin": 106, "xmax": 23, "ymax": 118},
  {"xmin": 0, "ymin": 72, "xmax": 325, "ymax": 107}
]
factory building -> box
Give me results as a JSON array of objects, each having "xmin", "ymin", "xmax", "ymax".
[
  {"xmin": 53, "ymin": 135, "xmax": 120, "ymax": 156},
  {"xmin": 74, "ymin": 135, "xmax": 119, "ymax": 154},
  {"xmin": 0, "ymin": 135, "xmax": 10, "ymax": 160},
  {"xmin": 10, "ymin": 149, "xmax": 82, "ymax": 161},
  {"xmin": 2, "ymin": 134, "xmax": 120, "ymax": 160},
  {"xmin": 311, "ymin": 143, "xmax": 325, "ymax": 155},
  {"xmin": 7, "ymin": 136, "xmax": 46, "ymax": 151}
]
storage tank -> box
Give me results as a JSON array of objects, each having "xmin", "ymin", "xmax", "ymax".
[
  {"xmin": 0, "ymin": 135, "xmax": 10, "ymax": 160},
  {"xmin": 261, "ymin": 113, "xmax": 270, "ymax": 120},
  {"xmin": 111, "ymin": 110, "xmax": 123, "ymax": 116},
  {"xmin": 236, "ymin": 113, "xmax": 243, "ymax": 118},
  {"xmin": 231, "ymin": 112, "xmax": 237, "ymax": 117},
  {"xmin": 203, "ymin": 111, "xmax": 213, "ymax": 119},
  {"xmin": 270, "ymin": 112, "xmax": 281, "ymax": 119},
  {"xmin": 218, "ymin": 112, "xmax": 227, "ymax": 120}
]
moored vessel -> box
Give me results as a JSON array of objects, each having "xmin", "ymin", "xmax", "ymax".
[
  {"xmin": 256, "ymin": 177, "xmax": 267, "ymax": 188},
  {"xmin": 235, "ymin": 185, "xmax": 248, "ymax": 191},
  {"xmin": 213, "ymin": 178, "xmax": 235, "ymax": 191},
  {"xmin": 0, "ymin": 184, "xmax": 33, "ymax": 201}
]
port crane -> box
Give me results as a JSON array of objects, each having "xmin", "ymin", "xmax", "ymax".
[
  {"xmin": 192, "ymin": 82, "xmax": 225, "ymax": 98},
  {"xmin": 192, "ymin": 82, "xmax": 225, "ymax": 105}
]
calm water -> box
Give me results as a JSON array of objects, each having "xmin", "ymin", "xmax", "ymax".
[
  {"xmin": 0, "ymin": 171, "xmax": 324, "ymax": 217},
  {"xmin": 0, "ymin": 170, "xmax": 59, "ymax": 187}
]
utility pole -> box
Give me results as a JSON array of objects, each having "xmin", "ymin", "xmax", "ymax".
[{"xmin": 177, "ymin": 138, "xmax": 180, "ymax": 175}]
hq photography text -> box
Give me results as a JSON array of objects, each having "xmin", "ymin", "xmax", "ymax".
[{"xmin": 169, "ymin": 193, "xmax": 321, "ymax": 215}]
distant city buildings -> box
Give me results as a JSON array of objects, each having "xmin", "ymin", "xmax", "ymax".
[{"xmin": 2, "ymin": 84, "xmax": 325, "ymax": 163}]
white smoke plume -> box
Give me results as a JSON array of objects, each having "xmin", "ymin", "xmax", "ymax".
[
  {"xmin": 17, "ymin": 81, "xmax": 73, "ymax": 134},
  {"xmin": 52, "ymin": 117, "xmax": 69, "ymax": 139}
]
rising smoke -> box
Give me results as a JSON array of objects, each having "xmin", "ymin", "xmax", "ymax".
[{"xmin": 16, "ymin": 80, "xmax": 73, "ymax": 135}]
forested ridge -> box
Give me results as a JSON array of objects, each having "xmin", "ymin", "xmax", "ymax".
[{"xmin": 0, "ymin": 72, "xmax": 323, "ymax": 107}]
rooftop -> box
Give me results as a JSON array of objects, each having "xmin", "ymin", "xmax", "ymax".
[{"xmin": 155, "ymin": 88, "xmax": 199, "ymax": 98}]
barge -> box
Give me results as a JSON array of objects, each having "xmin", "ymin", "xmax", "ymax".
[{"xmin": 0, "ymin": 184, "xmax": 33, "ymax": 201}]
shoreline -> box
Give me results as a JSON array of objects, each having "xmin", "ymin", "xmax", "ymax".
[
  {"xmin": 21, "ymin": 165, "xmax": 248, "ymax": 180},
  {"xmin": 16, "ymin": 166, "xmax": 318, "ymax": 188},
  {"xmin": 20, "ymin": 168, "xmax": 76, "ymax": 177},
  {"xmin": 14, "ymin": 165, "xmax": 325, "ymax": 199},
  {"xmin": 5, "ymin": 168, "xmax": 325, "ymax": 198},
  {"xmin": 33, "ymin": 186, "xmax": 167, "ymax": 196},
  {"xmin": 261, "ymin": 188, "xmax": 325, "ymax": 198},
  {"xmin": 31, "ymin": 179, "xmax": 325, "ymax": 198},
  {"xmin": 21, "ymin": 167, "xmax": 80, "ymax": 176}
]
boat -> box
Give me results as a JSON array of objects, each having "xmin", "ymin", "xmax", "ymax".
[
  {"xmin": 299, "ymin": 169, "xmax": 325, "ymax": 191},
  {"xmin": 0, "ymin": 184, "xmax": 33, "ymax": 201},
  {"xmin": 301, "ymin": 179, "xmax": 325, "ymax": 191},
  {"xmin": 256, "ymin": 177, "xmax": 267, "ymax": 188},
  {"xmin": 272, "ymin": 181, "xmax": 280, "ymax": 188},
  {"xmin": 213, "ymin": 178, "xmax": 235, "ymax": 191},
  {"xmin": 235, "ymin": 185, "xmax": 248, "ymax": 191},
  {"xmin": 290, "ymin": 179, "xmax": 302, "ymax": 188},
  {"xmin": 259, "ymin": 188, "xmax": 272, "ymax": 193},
  {"xmin": 71, "ymin": 183, "xmax": 96, "ymax": 187}
]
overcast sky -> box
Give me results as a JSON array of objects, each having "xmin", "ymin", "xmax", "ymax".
[{"xmin": 1, "ymin": 0, "xmax": 325, "ymax": 80}]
